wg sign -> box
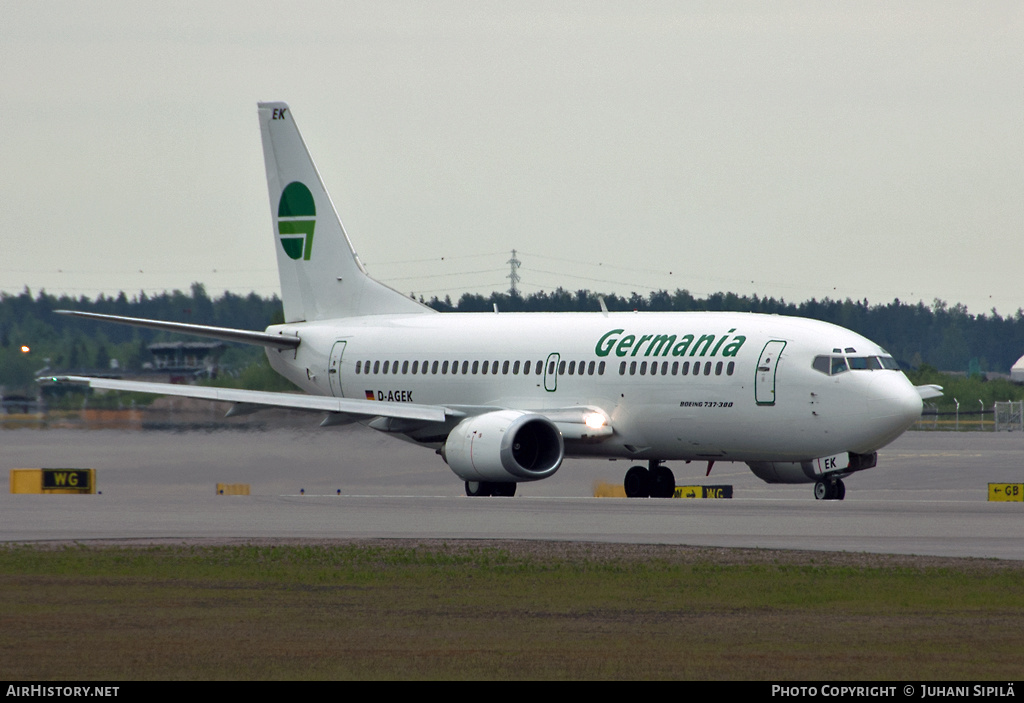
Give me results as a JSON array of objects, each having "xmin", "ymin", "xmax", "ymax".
[
  {"xmin": 9, "ymin": 468, "xmax": 96, "ymax": 494},
  {"xmin": 42, "ymin": 469, "xmax": 92, "ymax": 491}
]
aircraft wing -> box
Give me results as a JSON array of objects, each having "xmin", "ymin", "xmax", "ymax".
[
  {"xmin": 916, "ymin": 384, "xmax": 944, "ymax": 400},
  {"xmin": 50, "ymin": 376, "xmax": 614, "ymax": 440},
  {"xmin": 52, "ymin": 375, "xmax": 457, "ymax": 423}
]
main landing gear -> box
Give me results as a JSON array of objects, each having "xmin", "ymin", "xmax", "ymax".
[
  {"xmin": 624, "ymin": 461, "xmax": 676, "ymax": 498},
  {"xmin": 813, "ymin": 478, "xmax": 846, "ymax": 501},
  {"xmin": 465, "ymin": 481, "xmax": 517, "ymax": 497}
]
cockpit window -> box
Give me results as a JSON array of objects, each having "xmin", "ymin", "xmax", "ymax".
[
  {"xmin": 878, "ymin": 356, "xmax": 900, "ymax": 370},
  {"xmin": 813, "ymin": 354, "xmax": 900, "ymax": 375}
]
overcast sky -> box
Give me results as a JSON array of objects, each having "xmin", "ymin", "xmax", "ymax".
[{"xmin": 2, "ymin": 2, "xmax": 1021, "ymax": 315}]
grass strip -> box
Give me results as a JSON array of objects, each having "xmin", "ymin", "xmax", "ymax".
[{"xmin": 2, "ymin": 540, "xmax": 1022, "ymax": 680}]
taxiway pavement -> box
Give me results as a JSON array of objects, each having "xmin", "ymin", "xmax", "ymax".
[{"xmin": 2, "ymin": 425, "xmax": 1022, "ymax": 559}]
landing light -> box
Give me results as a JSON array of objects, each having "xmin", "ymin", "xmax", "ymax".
[
  {"xmin": 20, "ymin": 345, "xmax": 30, "ymax": 353},
  {"xmin": 584, "ymin": 413, "xmax": 606, "ymax": 430}
]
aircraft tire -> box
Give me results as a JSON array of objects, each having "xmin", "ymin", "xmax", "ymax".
[
  {"xmin": 835, "ymin": 479, "xmax": 846, "ymax": 501},
  {"xmin": 492, "ymin": 482, "xmax": 517, "ymax": 497},
  {"xmin": 651, "ymin": 466, "xmax": 676, "ymax": 498},
  {"xmin": 813, "ymin": 480, "xmax": 830, "ymax": 500},
  {"xmin": 624, "ymin": 466, "xmax": 651, "ymax": 498},
  {"xmin": 465, "ymin": 481, "xmax": 491, "ymax": 497}
]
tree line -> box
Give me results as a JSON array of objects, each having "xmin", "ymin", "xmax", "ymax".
[{"xmin": 2, "ymin": 283, "xmax": 1023, "ymax": 391}]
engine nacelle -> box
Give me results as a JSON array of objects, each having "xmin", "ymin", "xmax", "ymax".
[
  {"xmin": 746, "ymin": 460, "xmax": 818, "ymax": 484},
  {"xmin": 442, "ymin": 410, "xmax": 564, "ymax": 483},
  {"xmin": 747, "ymin": 452, "xmax": 877, "ymax": 484}
]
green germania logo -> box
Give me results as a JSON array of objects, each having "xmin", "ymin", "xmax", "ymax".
[
  {"xmin": 277, "ymin": 181, "xmax": 316, "ymax": 260},
  {"xmin": 594, "ymin": 328, "xmax": 746, "ymax": 358}
]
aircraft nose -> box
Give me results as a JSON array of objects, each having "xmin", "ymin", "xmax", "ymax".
[
  {"xmin": 895, "ymin": 381, "xmax": 924, "ymax": 427},
  {"xmin": 869, "ymin": 375, "xmax": 924, "ymax": 439},
  {"xmin": 847, "ymin": 374, "xmax": 923, "ymax": 454}
]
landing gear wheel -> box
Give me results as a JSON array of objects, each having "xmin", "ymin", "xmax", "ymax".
[
  {"xmin": 465, "ymin": 481, "xmax": 491, "ymax": 497},
  {"xmin": 624, "ymin": 466, "xmax": 651, "ymax": 498},
  {"xmin": 650, "ymin": 466, "xmax": 676, "ymax": 498},
  {"xmin": 465, "ymin": 481, "xmax": 517, "ymax": 497},
  {"xmin": 491, "ymin": 482, "xmax": 517, "ymax": 497},
  {"xmin": 813, "ymin": 480, "xmax": 831, "ymax": 501},
  {"xmin": 814, "ymin": 479, "xmax": 845, "ymax": 500}
]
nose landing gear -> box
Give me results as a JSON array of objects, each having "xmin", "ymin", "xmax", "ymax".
[{"xmin": 813, "ymin": 478, "xmax": 846, "ymax": 501}]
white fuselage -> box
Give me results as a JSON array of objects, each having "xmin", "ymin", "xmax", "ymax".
[{"xmin": 266, "ymin": 310, "xmax": 923, "ymax": 464}]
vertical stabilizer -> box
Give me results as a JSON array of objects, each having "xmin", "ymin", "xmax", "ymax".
[{"xmin": 258, "ymin": 102, "xmax": 432, "ymax": 322}]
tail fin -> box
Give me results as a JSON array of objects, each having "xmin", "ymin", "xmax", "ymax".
[{"xmin": 258, "ymin": 102, "xmax": 432, "ymax": 322}]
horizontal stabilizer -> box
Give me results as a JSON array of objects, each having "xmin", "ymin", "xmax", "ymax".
[{"xmin": 55, "ymin": 310, "xmax": 300, "ymax": 350}]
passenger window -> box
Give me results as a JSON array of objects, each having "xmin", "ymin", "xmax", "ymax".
[
  {"xmin": 382, "ymin": 360, "xmax": 390, "ymax": 374},
  {"xmin": 630, "ymin": 361, "xmax": 637, "ymax": 375},
  {"xmin": 432, "ymin": 361, "xmax": 439, "ymax": 374},
  {"xmin": 502, "ymin": 360, "xmax": 509, "ymax": 375},
  {"xmin": 462, "ymin": 361, "xmax": 469, "ymax": 374},
  {"xmin": 715, "ymin": 361, "xmax": 723, "ymax": 375},
  {"xmin": 640, "ymin": 361, "xmax": 647, "ymax": 375},
  {"xmin": 649, "ymin": 362, "xmax": 657, "ymax": 376},
  {"xmin": 704, "ymin": 363, "xmax": 712, "ymax": 376},
  {"xmin": 373, "ymin": 360, "xmax": 380, "ymax": 374},
  {"xmin": 481, "ymin": 361, "xmax": 488, "ymax": 375},
  {"xmin": 355, "ymin": 360, "xmax": 361, "ymax": 374},
  {"xmin": 599, "ymin": 361, "xmax": 606, "ymax": 375},
  {"xmin": 472, "ymin": 361, "xmax": 479, "ymax": 374},
  {"xmin": 402, "ymin": 361, "xmax": 409, "ymax": 374},
  {"xmin": 558, "ymin": 361, "xmax": 565, "ymax": 375},
  {"xmin": 568, "ymin": 361, "xmax": 576, "ymax": 375},
  {"xmin": 524, "ymin": 360, "xmax": 531, "ymax": 375},
  {"xmin": 442, "ymin": 361, "xmax": 449, "ymax": 374},
  {"xmin": 578, "ymin": 361, "xmax": 585, "ymax": 375},
  {"xmin": 727, "ymin": 361, "xmax": 735, "ymax": 375},
  {"xmin": 619, "ymin": 361, "xmax": 626, "ymax": 375},
  {"xmin": 588, "ymin": 361, "xmax": 595, "ymax": 375},
  {"xmin": 411, "ymin": 361, "xmax": 418, "ymax": 374},
  {"xmin": 513, "ymin": 361, "xmax": 520, "ymax": 374}
]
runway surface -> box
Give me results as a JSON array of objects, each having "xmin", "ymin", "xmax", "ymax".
[{"xmin": 3, "ymin": 421, "xmax": 1023, "ymax": 559}]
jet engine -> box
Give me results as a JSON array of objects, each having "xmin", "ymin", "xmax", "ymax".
[
  {"xmin": 746, "ymin": 460, "xmax": 818, "ymax": 484},
  {"xmin": 746, "ymin": 452, "xmax": 877, "ymax": 484},
  {"xmin": 442, "ymin": 410, "xmax": 564, "ymax": 483}
]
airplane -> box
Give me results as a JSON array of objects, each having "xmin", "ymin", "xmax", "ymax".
[{"xmin": 53, "ymin": 102, "xmax": 941, "ymax": 501}]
